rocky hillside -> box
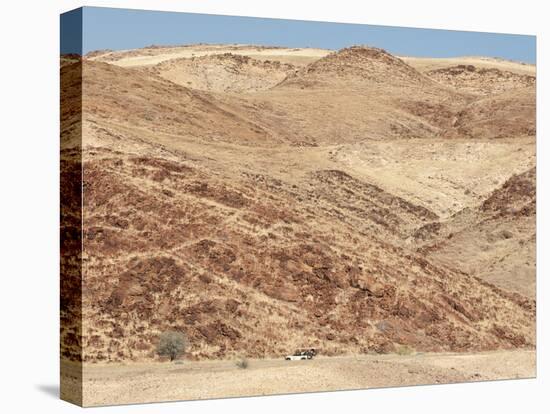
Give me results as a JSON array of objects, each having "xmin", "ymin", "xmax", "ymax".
[
  {"xmin": 79, "ymin": 149, "xmax": 535, "ymax": 362},
  {"xmin": 281, "ymin": 46, "xmax": 431, "ymax": 87},
  {"xmin": 144, "ymin": 53, "xmax": 296, "ymax": 93},
  {"xmin": 427, "ymin": 64, "xmax": 535, "ymax": 95},
  {"xmin": 417, "ymin": 168, "xmax": 536, "ymax": 298},
  {"xmin": 81, "ymin": 61, "xmax": 278, "ymax": 146},
  {"xmin": 61, "ymin": 45, "xmax": 536, "ymax": 363},
  {"xmin": 445, "ymin": 86, "xmax": 536, "ymax": 139}
]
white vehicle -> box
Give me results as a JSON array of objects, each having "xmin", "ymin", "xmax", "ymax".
[
  {"xmin": 284, "ymin": 348, "xmax": 317, "ymax": 361},
  {"xmin": 285, "ymin": 353, "xmax": 308, "ymax": 361}
]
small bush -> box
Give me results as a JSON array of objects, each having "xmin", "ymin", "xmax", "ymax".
[
  {"xmin": 235, "ymin": 358, "xmax": 249, "ymax": 369},
  {"xmin": 156, "ymin": 331, "xmax": 187, "ymax": 361},
  {"xmin": 396, "ymin": 344, "xmax": 415, "ymax": 356}
]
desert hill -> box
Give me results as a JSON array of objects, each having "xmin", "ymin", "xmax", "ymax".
[
  {"xmin": 86, "ymin": 45, "xmax": 535, "ymax": 142},
  {"xmin": 402, "ymin": 55, "xmax": 535, "ymax": 76},
  {"xmin": 280, "ymin": 46, "xmax": 431, "ymax": 87},
  {"xmin": 417, "ymin": 167, "xmax": 536, "ymax": 297},
  {"xmin": 445, "ymin": 86, "xmax": 536, "ymax": 139},
  {"xmin": 61, "ymin": 44, "xmax": 536, "ymax": 363},
  {"xmin": 237, "ymin": 47, "xmax": 469, "ymax": 144},
  {"xmin": 426, "ymin": 64, "xmax": 535, "ymax": 95},
  {"xmin": 78, "ymin": 144, "xmax": 535, "ymax": 362},
  {"xmin": 143, "ymin": 53, "xmax": 296, "ymax": 93},
  {"xmin": 87, "ymin": 44, "xmax": 330, "ymax": 67},
  {"xmin": 81, "ymin": 60, "xmax": 279, "ymax": 146}
]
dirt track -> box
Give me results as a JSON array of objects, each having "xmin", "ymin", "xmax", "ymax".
[{"xmin": 70, "ymin": 350, "xmax": 535, "ymax": 406}]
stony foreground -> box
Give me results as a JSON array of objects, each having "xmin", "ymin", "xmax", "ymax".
[{"xmin": 61, "ymin": 350, "xmax": 535, "ymax": 406}]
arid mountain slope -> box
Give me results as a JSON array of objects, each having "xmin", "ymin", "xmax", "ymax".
[
  {"xmin": 239, "ymin": 47, "xmax": 470, "ymax": 144},
  {"xmin": 79, "ymin": 141, "xmax": 535, "ymax": 363},
  {"xmin": 330, "ymin": 137, "xmax": 535, "ymax": 219},
  {"xmin": 143, "ymin": 53, "xmax": 296, "ymax": 92},
  {"xmin": 402, "ymin": 55, "xmax": 535, "ymax": 76},
  {"xmin": 88, "ymin": 45, "xmax": 536, "ymax": 143},
  {"xmin": 281, "ymin": 46, "xmax": 432, "ymax": 87},
  {"xmin": 426, "ymin": 64, "xmax": 535, "ymax": 95},
  {"xmin": 446, "ymin": 86, "xmax": 536, "ymax": 139},
  {"xmin": 418, "ymin": 168, "xmax": 536, "ymax": 297},
  {"xmin": 61, "ymin": 44, "xmax": 536, "ymax": 364},
  {"xmin": 87, "ymin": 44, "xmax": 330, "ymax": 67},
  {"xmin": 250, "ymin": 47, "xmax": 532, "ymax": 144},
  {"xmin": 82, "ymin": 61, "xmax": 279, "ymax": 146}
]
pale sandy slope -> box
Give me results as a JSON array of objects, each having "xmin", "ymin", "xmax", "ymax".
[
  {"xmin": 401, "ymin": 55, "xmax": 535, "ymax": 76},
  {"xmin": 88, "ymin": 44, "xmax": 535, "ymax": 76},
  {"xmin": 88, "ymin": 44, "xmax": 331, "ymax": 67},
  {"xmin": 69, "ymin": 350, "xmax": 535, "ymax": 406}
]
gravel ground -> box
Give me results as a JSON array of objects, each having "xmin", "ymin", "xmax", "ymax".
[{"xmin": 66, "ymin": 349, "xmax": 535, "ymax": 406}]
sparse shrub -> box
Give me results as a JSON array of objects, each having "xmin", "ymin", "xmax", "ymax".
[
  {"xmin": 396, "ymin": 344, "xmax": 415, "ymax": 356},
  {"xmin": 235, "ymin": 358, "xmax": 249, "ymax": 369},
  {"xmin": 500, "ymin": 229, "xmax": 514, "ymax": 240},
  {"xmin": 156, "ymin": 331, "xmax": 187, "ymax": 361}
]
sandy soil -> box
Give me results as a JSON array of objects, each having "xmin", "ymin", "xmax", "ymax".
[{"xmin": 71, "ymin": 350, "xmax": 535, "ymax": 406}]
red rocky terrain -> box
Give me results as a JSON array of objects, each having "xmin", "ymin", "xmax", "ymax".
[{"xmin": 61, "ymin": 45, "xmax": 536, "ymax": 363}]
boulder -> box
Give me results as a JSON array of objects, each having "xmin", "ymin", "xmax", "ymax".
[{"xmin": 350, "ymin": 273, "xmax": 386, "ymax": 297}]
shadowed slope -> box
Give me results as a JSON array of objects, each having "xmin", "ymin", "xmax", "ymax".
[{"xmin": 82, "ymin": 61, "xmax": 277, "ymax": 145}]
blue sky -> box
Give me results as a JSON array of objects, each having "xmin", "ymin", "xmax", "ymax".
[{"xmin": 61, "ymin": 6, "xmax": 536, "ymax": 63}]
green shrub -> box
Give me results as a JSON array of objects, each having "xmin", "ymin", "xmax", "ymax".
[
  {"xmin": 235, "ymin": 358, "xmax": 249, "ymax": 369},
  {"xmin": 396, "ymin": 344, "xmax": 415, "ymax": 356},
  {"xmin": 156, "ymin": 331, "xmax": 187, "ymax": 361}
]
